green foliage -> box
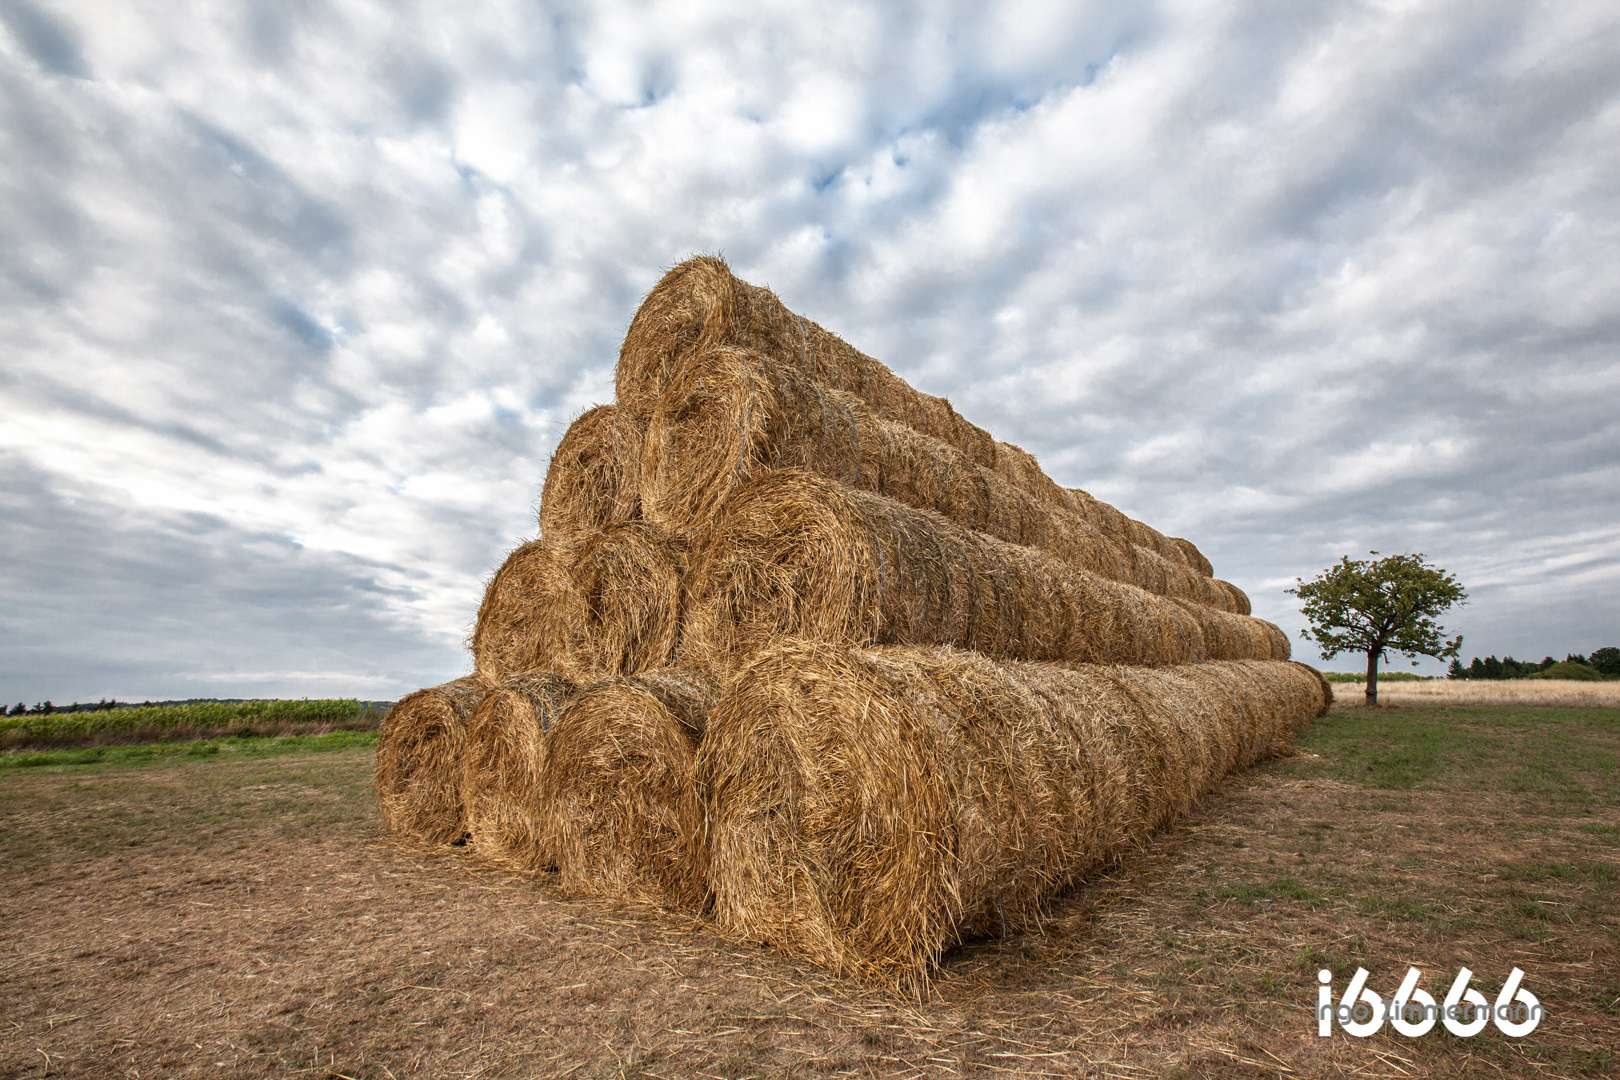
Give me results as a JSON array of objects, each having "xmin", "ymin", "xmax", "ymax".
[
  {"xmin": 1289, "ymin": 553, "xmax": 1464, "ymax": 702},
  {"xmin": 1322, "ymin": 671, "xmax": 1430, "ymax": 683},
  {"xmin": 0, "ymin": 698, "xmax": 363, "ymax": 740},
  {"xmin": 1457, "ymin": 653, "xmax": 1617, "ymax": 680},
  {"xmin": 1527, "ymin": 661, "xmax": 1606, "ymax": 682}
]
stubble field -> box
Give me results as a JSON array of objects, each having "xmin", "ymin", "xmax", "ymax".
[{"xmin": 2, "ymin": 699, "xmax": 1617, "ymax": 1079}]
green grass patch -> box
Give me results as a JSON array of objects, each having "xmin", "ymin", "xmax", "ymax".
[
  {"xmin": 0, "ymin": 730, "xmax": 377, "ymax": 771},
  {"xmin": 1216, "ymin": 878, "xmax": 1325, "ymax": 905},
  {"xmin": 0, "ymin": 698, "xmax": 369, "ymax": 742},
  {"xmin": 0, "ymin": 740, "xmax": 380, "ymax": 860},
  {"xmin": 1490, "ymin": 860, "xmax": 1616, "ymax": 884},
  {"xmin": 1287, "ymin": 704, "xmax": 1620, "ymax": 802},
  {"xmin": 1354, "ymin": 894, "xmax": 1432, "ymax": 923}
]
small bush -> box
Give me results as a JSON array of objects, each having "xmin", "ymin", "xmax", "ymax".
[{"xmin": 1526, "ymin": 662, "xmax": 1605, "ymax": 682}]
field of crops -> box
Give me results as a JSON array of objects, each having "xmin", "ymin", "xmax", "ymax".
[{"xmin": 0, "ymin": 699, "xmax": 376, "ymax": 748}]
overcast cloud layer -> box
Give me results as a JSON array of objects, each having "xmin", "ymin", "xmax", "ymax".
[{"xmin": 2, "ymin": 0, "xmax": 1617, "ymax": 703}]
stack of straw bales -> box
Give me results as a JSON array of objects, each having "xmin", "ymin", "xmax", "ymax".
[{"xmin": 378, "ymin": 256, "xmax": 1328, "ymax": 987}]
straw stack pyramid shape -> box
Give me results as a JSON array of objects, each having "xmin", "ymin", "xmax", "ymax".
[{"xmin": 377, "ymin": 255, "xmax": 1331, "ymax": 989}]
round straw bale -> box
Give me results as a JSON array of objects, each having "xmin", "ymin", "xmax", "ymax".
[
  {"xmin": 1171, "ymin": 537, "xmax": 1215, "ymax": 578},
  {"xmin": 616, "ymin": 255, "xmax": 1000, "ymax": 484},
  {"xmin": 640, "ymin": 345, "xmax": 1152, "ymax": 591},
  {"xmin": 376, "ymin": 675, "xmax": 491, "ymax": 844},
  {"xmin": 560, "ymin": 522, "xmax": 687, "ymax": 679},
  {"xmin": 540, "ymin": 670, "xmax": 718, "ymax": 911},
  {"xmin": 640, "ymin": 345, "xmax": 882, "ymax": 534},
  {"xmin": 991, "ymin": 442, "xmax": 1072, "ymax": 510},
  {"xmin": 470, "ymin": 539, "xmax": 574, "ymax": 684},
  {"xmin": 619, "ymin": 262, "xmax": 1250, "ymax": 608},
  {"xmin": 700, "ymin": 643, "xmax": 1329, "ymax": 986},
  {"xmin": 538, "ymin": 405, "xmax": 634, "ymax": 544},
  {"xmin": 460, "ymin": 671, "xmax": 578, "ymax": 872},
  {"xmin": 681, "ymin": 471, "xmax": 1285, "ymax": 674},
  {"xmin": 1065, "ymin": 488, "xmax": 1250, "ymax": 610},
  {"xmin": 1295, "ymin": 661, "xmax": 1335, "ymax": 716}
]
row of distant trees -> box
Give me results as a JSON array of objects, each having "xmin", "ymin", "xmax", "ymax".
[
  {"xmin": 1447, "ymin": 649, "xmax": 1619, "ymax": 680},
  {"xmin": 6, "ymin": 698, "xmax": 139, "ymax": 716}
]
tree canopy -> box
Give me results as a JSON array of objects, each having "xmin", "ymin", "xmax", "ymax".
[{"xmin": 1290, "ymin": 552, "xmax": 1466, "ymax": 705}]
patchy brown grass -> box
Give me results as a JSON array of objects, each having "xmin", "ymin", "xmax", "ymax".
[
  {"xmin": 2, "ymin": 701, "xmax": 1616, "ymax": 1078},
  {"xmin": 1339, "ymin": 679, "xmax": 1620, "ymax": 708}
]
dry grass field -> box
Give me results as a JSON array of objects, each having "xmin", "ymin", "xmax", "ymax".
[
  {"xmin": 1335, "ymin": 679, "xmax": 1620, "ymax": 708},
  {"xmin": 2, "ymin": 700, "xmax": 1616, "ymax": 1079}
]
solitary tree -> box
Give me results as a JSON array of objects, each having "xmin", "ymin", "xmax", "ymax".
[{"xmin": 1290, "ymin": 552, "xmax": 1466, "ymax": 706}]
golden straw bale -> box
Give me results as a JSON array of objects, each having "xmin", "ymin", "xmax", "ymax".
[
  {"xmin": 538, "ymin": 405, "xmax": 635, "ymax": 544},
  {"xmin": 679, "ymin": 471, "xmax": 1286, "ymax": 674},
  {"xmin": 617, "ymin": 258, "xmax": 1247, "ymax": 603},
  {"xmin": 991, "ymin": 441, "xmax": 1072, "ymax": 510},
  {"xmin": 641, "ymin": 345, "xmax": 1245, "ymax": 611},
  {"xmin": 540, "ymin": 670, "xmax": 718, "ymax": 911},
  {"xmin": 376, "ymin": 675, "xmax": 492, "ymax": 844},
  {"xmin": 699, "ymin": 642, "xmax": 1328, "ymax": 987},
  {"xmin": 560, "ymin": 522, "xmax": 687, "ymax": 679},
  {"xmin": 616, "ymin": 255, "xmax": 996, "ymax": 489},
  {"xmin": 470, "ymin": 539, "xmax": 574, "ymax": 684},
  {"xmin": 460, "ymin": 671, "xmax": 578, "ymax": 872},
  {"xmin": 1171, "ymin": 537, "xmax": 1215, "ymax": 578}
]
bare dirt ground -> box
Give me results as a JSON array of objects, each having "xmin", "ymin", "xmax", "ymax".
[{"xmin": 2, "ymin": 704, "xmax": 1617, "ymax": 1079}]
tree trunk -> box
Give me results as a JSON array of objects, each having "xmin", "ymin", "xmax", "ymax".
[{"xmin": 1365, "ymin": 650, "xmax": 1380, "ymax": 707}]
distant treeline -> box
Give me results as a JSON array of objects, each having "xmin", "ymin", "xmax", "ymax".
[
  {"xmin": 1448, "ymin": 649, "xmax": 1619, "ymax": 680},
  {"xmin": 5, "ymin": 697, "xmax": 394, "ymax": 716}
]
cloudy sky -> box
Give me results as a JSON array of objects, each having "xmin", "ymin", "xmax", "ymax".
[{"xmin": 3, "ymin": 0, "xmax": 1616, "ymax": 704}]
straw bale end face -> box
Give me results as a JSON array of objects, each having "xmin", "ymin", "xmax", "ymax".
[
  {"xmin": 1293, "ymin": 662, "xmax": 1334, "ymax": 717},
  {"xmin": 615, "ymin": 256, "xmax": 748, "ymax": 436},
  {"xmin": 679, "ymin": 471, "xmax": 885, "ymax": 674},
  {"xmin": 539, "ymin": 404, "xmax": 635, "ymax": 542},
  {"xmin": 563, "ymin": 522, "xmax": 687, "ymax": 680},
  {"xmin": 470, "ymin": 539, "xmax": 575, "ymax": 684},
  {"xmin": 1170, "ymin": 537, "xmax": 1216, "ymax": 578},
  {"xmin": 540, "ymin": 671, "xmax": 717, "ymax": 911},
  {"xmin": 641, "ymin": 346, "xmax": 880, "ymax": 534},
  {"xmin": 461, "ymin": 671, "xmax": 578, "ymax": 872},
  {"xmin": 699, "ymin": 643, "xmax": 960, "ymax": 988},
  {"xmin": 375, "ymin": 675, "xmax": 492, "ymax": 844}
]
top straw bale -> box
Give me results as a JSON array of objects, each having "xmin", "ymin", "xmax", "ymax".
[
  {"xmin": 539, "ymin": 404, "xmax": 636, "ymax": 545},
  {"xmin": 616, "ymin": 256, "xmax": 1233, "ymax": 590},
  {"xmin": 616, "ymin": 255, "xmax": 996, "ymax": 485}
]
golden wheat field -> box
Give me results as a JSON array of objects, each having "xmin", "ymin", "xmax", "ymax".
[{"xmin": 1336, "ymin": 677, "xmax": 1620, "ymax": 707}]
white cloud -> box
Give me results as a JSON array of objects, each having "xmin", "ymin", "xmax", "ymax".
[{"xmin": 2, "ymin": 0, "xmax": 1618, "ymax": 698}]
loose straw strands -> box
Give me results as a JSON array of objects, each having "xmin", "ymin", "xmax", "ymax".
[
  {"xmin": 679, "ymin": 471, "xmax": 1287, "ymax": 675},
  {"xmin": 699, "ymin": 642, "xmax": 1330, "ymax": 989}
]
